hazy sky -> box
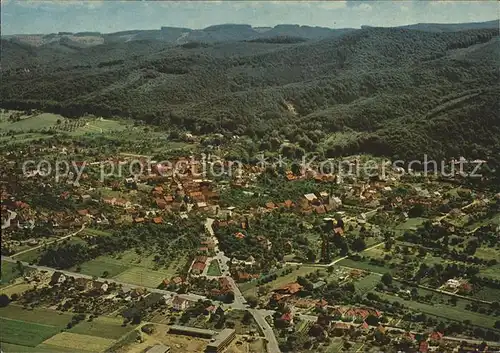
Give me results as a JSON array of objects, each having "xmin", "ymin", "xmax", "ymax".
[{"xmin": 1, "ymin": 0, "xmax": 499, "ymax": 35}]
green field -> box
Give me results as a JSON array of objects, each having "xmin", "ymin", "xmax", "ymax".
[
  {"xmin": 68, "ymin": 118, "xmax": 129, "ymax": 136},
  {"xmin": 338, "ymin": 259, "xmax": 392, "ymax": 275},
  {"xmin": 354, "ymin": 273, "xmax": 381, "ymax": 293},
  {"xmin": 0, "ymin": 306, "xmax": 125, "ymax": 351},
  {"xmin": 11, "ymin": 248, "xmax": 42, "ymax": 263},
  {"xmin": 0, "ymin": 112, "xmax": 62, "ymax": 132},
  {"xmin": 207, "ymin": 259, "xmax": 222, "ymax": 276},
  {"xmin": 0, "ymin": 318, "xmax": 60, "ymax": 347},
  {"xmin": 113, "ymin": 267, "xmax": 168, "ymax": 287},
  {"xmin": 1, "ymin": 261, "xmax": 23, "ymax": 286},
  {"xmin": 377, "ymin": 292, "xmax": 498, "ymax": 330},
  {"xmin": 0, "ymin": 305, "xmax": 73, "ymax": 326},
  {"xmin": 42, "ymin": 332, "xmax": 115, "ymax": 353},
  {"xmin": 473, "ymin": 286, "xmax": 500, "ymax": 302},
  {"xmin": 74, "ymin": 250, "xmax": 184, "ymax": 286},
  {"xmin": 241, "ymin": 266, "xmax": 316, "ymax": 298},
  {"xmin": 73, "ymin": 258, "xmax": 130, "ymax": 278},
  {"xmin": 1, "ymin": 342, "xmax": 83, "ymax": 353},
  {"xmin": 480, "ymin": 264, "xmax": 500, "ymax": 281},
  {"xmin": 395, "ymin": 217, "xmax": 427, "ymax": 231},
  {"xmin": 69, "ymin": 316, "xmax": 134, "ymax": 339},
  {"xmin": 475, "ymin": 247, "xmax": 500, "ymax": 261},
  {"xmin": 81, "ymin": 228, "xmax": 112, "ymax": 237}
]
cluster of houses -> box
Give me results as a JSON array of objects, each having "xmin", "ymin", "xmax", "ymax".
[{"xmin": 442, "ymin": 278, "xmax": 473, "ymax": 294}]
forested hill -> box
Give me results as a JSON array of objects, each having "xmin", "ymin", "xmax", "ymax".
[{"xmin": 1, "ymin": 23, "xmax": 500, "ymax": 161}]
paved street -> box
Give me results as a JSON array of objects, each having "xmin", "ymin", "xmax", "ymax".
[
  {"xmin": 1, "ymin": 256, "xmax": 205, "ymax": 302},
  {"xmin": 1, "ymin": 217, "xmax": 284, "ymax": 353},
  {"xmin": 11, "ymin": 224, "xmax": 87, "ymax": 257}
]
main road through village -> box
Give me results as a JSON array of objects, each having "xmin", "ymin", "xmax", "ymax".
[{"xmin": 1, "ymin": 217, "xmax": 282, "ymax": 353}]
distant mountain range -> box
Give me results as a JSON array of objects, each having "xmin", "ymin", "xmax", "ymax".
[
  {"xmin": 3, "ymin": 20, "xmax": 498, "ymax": 47},
  {"xmin": 1, "ymin": 20, "xmax": 499, "ymax": 162}
]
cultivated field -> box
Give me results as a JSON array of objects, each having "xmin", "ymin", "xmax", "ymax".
[
  {"xmin": 0, "ymin": 305, "xmax": 73, "ymax": 326},
  {"xmin": 0, "ymin": 283, "xmax": 36, "ymax": 297},
  {"xmin": 73, "ymin": 250, "xmax": 185, "ymax": 285},
  {"xmin": 69, "ymin": 316, "xmax": 135, "ymax": 339},
  {"xmin": 0, "ymin": 318, "xmax": 59, "ymax": 346},
  {"xmin": 113, "ymin": 267, "xmax": 169, "ymax": 288},
  {"xmin": 42, "ymin": 332, "xmax": 115, "ymax": 352},
  {"xmin": 1, "ymin": 342, "xmax": 79, "ymax": 353}
]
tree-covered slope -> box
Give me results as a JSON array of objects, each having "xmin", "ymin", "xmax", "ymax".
[{"xmin": 1, "ymin": 26, "xmax": 499, "ymax": 160}]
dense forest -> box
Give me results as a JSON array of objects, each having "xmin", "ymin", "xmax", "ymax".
[{"xmin": 1, "ymin": 21, "xmax": 499, "ymax": 161}]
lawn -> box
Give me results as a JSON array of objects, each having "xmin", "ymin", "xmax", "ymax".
[
  {"xmin": 70, "ymin": 316, "xmax": 135, "ymax": 339},
  {"xmin": 0, "ymin": 317, "xmax": 60, "ymax": 347},
  {"xmin": 42, "ymin": 332, "xmax": 115, "ymax": 353},
  {"xmin": 206, "ymin": 259, "xmax": 222, "ymax": 276},
  {"xmin": 1, "ymin": 261, "xmax": 23, "ymax": 286}
]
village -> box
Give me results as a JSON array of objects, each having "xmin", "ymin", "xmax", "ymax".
[{"xmin": 1, "ymin": 133, "xmax": 500, "ymax": 353}]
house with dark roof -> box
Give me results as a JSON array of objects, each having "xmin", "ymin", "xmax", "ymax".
[{"xmin": 50, "ymin": 271, "xmax": 66, "ymax": 286}]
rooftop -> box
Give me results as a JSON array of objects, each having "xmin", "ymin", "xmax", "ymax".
[{"xmin": 207, "ymin": 328, "xmax": 235, "ymax": 348}]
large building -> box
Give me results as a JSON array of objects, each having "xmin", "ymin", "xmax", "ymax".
[
  {"xmin": 145, "ymin": 344, "xmax": 170, "ymax": 353},
  {"xmin": 168, "ymin": 325, "xmax": 215, "ymax": 339},
  {"xmin": 206, "ymin": 329, "xmax": 236, "ymax": 353}
]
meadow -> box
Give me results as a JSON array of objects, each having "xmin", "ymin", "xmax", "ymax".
[
  {"xmin": 69, "ymin": 316, "xmax": 134, "ymax": 339},
  {"xmin": 74, "ymin": 250, "xmax": 185, "ymax": 287},
  {"xmin": 0, "ymin": 112, "xmax": 61, "ymax": 131},
  {"xmin": 1, "ymin": 261, "xmax": 23, "ymax": 286}
]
